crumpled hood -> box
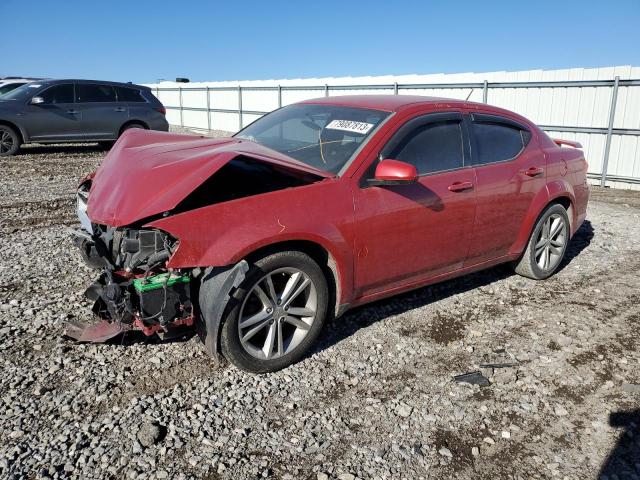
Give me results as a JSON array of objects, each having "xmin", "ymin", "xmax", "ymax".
[{"xmin": 87, "ymin": 129, "xmax": 332, "ymax": 227}]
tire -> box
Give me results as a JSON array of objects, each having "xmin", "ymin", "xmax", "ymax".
[
  {"xmin": 513, "ymin": 203, "xmax": 570, "ymax": 280},
  {"xmin": 0, "ymin": 125, "xmax": 20, "ymax": 157},
  {"xmin": 98, "ymin": 141, "xmax": 115, "ymax": 150},
  {"xmin": 219, "ymin": 251, "xmax": 329, "ymax": 373},
  {"xmin": 119, "ymin": 123, "xmax": 146, "ymax": 137}
]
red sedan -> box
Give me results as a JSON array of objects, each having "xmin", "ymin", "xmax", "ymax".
[{"xmin": 71, "ymin": 95, "xmax": 589, "ymax": 372}]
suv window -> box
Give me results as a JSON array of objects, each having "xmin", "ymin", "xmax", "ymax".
[
  {"xmin": 389, "ymin": 120, "xmax": 464, "ymax": 175},
  {"xmin": 472, "ymin": 118, "xmax": 531, "ymax": 165},
  {"xmin": 116, "ymin": 86, "xmax": 146, "ymax": 102},
  {"xmin": 39, "ymin": 84, "xmax": 74, "ymax": 104},
  {"xmin": 76, "ymin": 84, "xmax": 116, "ymax": 103}
]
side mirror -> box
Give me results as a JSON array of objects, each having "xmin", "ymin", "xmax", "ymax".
[
  {"xmin": 30, "ymin": 96, "xmax": 44, "ymax": 105},
  {"xmin": 368, "ymin": 159, "xmax": 418, "ymax": 186}
]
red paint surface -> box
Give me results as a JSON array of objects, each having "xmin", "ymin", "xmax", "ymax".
[{"xmin": 86, "ymin": 96, "xmax": 589, "ymax": 309}]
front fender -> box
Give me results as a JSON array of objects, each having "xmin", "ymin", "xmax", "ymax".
[
  {"xmin": 148, "ymin": 180, "xmax": 355, "ymax": 304},
  {"xmin": 508, "ymin": 180, "xmax": 576, "ymax": 256}
]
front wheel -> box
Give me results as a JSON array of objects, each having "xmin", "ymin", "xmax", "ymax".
[
  {"xmin": 219, "ymin": 251, "xmax": 329, "ymax": 373},
  {"xmin": 513, "ymin": 203, "xmax": 570, "ymax": 280},
  {"xmin": 0, "ymin": 125, "xmax": 20, "ymax": 157}
]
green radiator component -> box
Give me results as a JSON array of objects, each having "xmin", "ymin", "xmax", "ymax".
[{"xmin": 132, "ymin": 272, "xmax": 190, "ymax": 293}]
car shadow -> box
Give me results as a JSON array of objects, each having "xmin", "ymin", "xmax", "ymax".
[
  {"xmin": 309, "ymin": 218, "xmax": 595, "ymax": 357},
  {"xmin": 599, "ymin": 409, "xmax": 640, "ymax": 478},
  {"xmin": 556, "ymin": 219, "xmax": 594, "ymax": 273}
]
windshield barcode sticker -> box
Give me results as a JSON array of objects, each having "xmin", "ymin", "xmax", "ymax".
[{"xmin": 325, "ymin": 120, "xmax": 374, "ymax": 135}]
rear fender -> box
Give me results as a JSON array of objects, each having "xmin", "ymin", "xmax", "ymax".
[{"xmin": 508, "ymin": 180, "xmax": 576, "ymax": 256}]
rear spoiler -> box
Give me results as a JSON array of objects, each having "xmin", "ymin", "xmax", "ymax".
[{"xmin": 553, "ymin": 138, "xmax": 583, "ymax": 149}]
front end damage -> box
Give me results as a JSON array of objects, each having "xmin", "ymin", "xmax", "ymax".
[
  {"xmin": 65, "ymin": 129, "xmax": 329, "ymax": 353},
  {"xmin": 67, "ymin": 181, "xmax": 196, "ymax": 342}
]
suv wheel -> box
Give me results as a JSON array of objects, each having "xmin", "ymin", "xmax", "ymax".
[
  {"xmin": 513, "ymin": 203, "xmax": 570, "ymax": 280},
  {"xmin": 0, "ymin": 125, "xmax": 20, "ymax": 157},
  {"xmin": 120, "ymin": 123, "xmax": 146, "ymax": 136},
  {"xmin": 219, "ymin": 251, "xmax": 329, "ymax": 373}
]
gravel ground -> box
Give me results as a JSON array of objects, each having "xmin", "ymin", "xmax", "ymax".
[{"xmin": 0, "ymin": 135, "xmax": 639, "ymax": 480}]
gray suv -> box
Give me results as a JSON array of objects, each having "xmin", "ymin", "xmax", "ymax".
[{"xmin": 0, "ymin": 79, "xmax": 169, "ymax": 156}]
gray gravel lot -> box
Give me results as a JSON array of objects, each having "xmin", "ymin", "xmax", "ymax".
[{"xmin": 0, "ymin": 135, "xmax": 639, "ymax": 480}]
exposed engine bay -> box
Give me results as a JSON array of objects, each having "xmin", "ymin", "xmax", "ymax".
[{"xmin": 67, "ymin": 179, "xmax": 195, "ymax": 342}]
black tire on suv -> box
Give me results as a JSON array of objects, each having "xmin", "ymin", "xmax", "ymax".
[{"xmin": 0, "ymin": 125, "xmax": 20, "ymax": 157}]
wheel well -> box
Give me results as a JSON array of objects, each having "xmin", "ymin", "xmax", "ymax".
[
  {"xmin": 0, "ymin": 120, "xmax": 24, "ymax": 144},
  {"xmin": 245, "ymin": 240, "xmax": 341, "ymax": 318},
  {"xmin": 551, "ymin": 196, "xmax": 574, "ymax": 232},
  {"xmin": 119, "ymin": 120, "xmax": 148, "ymax": 136}
]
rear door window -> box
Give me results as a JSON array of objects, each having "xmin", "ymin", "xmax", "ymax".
[
  {"xmin": 471, "ymin": 115, "xmax": 531, "ymax": 165},
  {"xmin": 39, "ymin": 84, "xmax": 74, "ymax": 104},
  {"xmin": 388, "ymin": 120, "xmax": 465, "ymax": 175},
  {"xmin": 76, "ymin": 84, "xmax": 117, "ymax": 103},
  {"xmin": 115, "ymin": 86, "xmax": 146, "ymax": 102}
]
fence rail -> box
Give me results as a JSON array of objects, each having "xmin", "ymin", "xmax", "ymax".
[{"xmin": 153, "ymin": 77, "xmax": 640, "ymax": 188}]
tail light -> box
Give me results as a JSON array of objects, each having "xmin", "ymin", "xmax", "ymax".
[{"xmin": 155, "ymin": 106, "xmax": 166, "ymax": 115}]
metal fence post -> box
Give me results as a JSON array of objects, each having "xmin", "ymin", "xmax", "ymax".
[
  {"xmin": 206, "ymin": 86, "xmax": 211, "ymax": 132},
  {"xmin": 178, "ymin": 87, "xmax": 183, "ymax": 127},
  {"xmin": 482, "ymin": 80, "xmax": 488, "ymax": 103},
  {"xmin": 238, "ymin": 85, "xmax": 243, "ymax": 130},
  {"xmin": 601, "ymin": 75, "xmax": 620, "ymax": 187},
  {"xmin": 394, "ymin": 82, "xmax": 398, "ymax": 95},
  {"xmin": 277, "ymin": 85, "xmax": 282, "ymax": 108},
  {"xmin": 325, "ymin": 84, "xmax": 329, "ymax": 97}
]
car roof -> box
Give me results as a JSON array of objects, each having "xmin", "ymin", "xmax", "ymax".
[
  {"xmin": 298, "ymin": 94, "xmax": 471, "ymax": 112},
  {"xmin": 298, "ymin": 94, "xmax": 535, "ymax": 127},
  {"xmin": 34, "ymin": 79, "xmax": 150, "ymax": 90}
]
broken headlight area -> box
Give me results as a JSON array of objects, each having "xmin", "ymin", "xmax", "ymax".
[{"xmin": 72, "ymin": 224, "xmax": 175, "ymax": 272}]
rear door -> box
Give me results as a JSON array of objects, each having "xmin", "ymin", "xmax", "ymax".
[
  {"xmin": 464, "ymin": 113, "xmax": 545, "ymax": 265},
  {"xmin": 21, "ymin": 83, "xmax": 84, "ymax": 141},
  {"xmin": 75, "ymin": 83, "xmax": 128, "ymax": 140},
  {"xmin": 351, "ymin": 111, "xmax": 477, "ymax": 297}
]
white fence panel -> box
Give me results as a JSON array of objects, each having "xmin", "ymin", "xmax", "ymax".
[{"xmin": 146, "ymin": 66, "xmax": 640, "ymax": 189}]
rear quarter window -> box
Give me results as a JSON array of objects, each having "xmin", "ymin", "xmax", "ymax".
[
  {"xmin": 472, "ymin": 120, "xmax": 531, "ymax": 165},
  {"xmin": 116, "ymin": 87, "xmax": 146, "ymax": 102}
]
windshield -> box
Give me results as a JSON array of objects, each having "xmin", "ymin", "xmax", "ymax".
[
  {"xmin": 1, "ymin": 82, "xmax": 43, "ymax": 100},
  {"xmin": 235, "ymin": 104, "xmax": 390, "ymax": 174}
]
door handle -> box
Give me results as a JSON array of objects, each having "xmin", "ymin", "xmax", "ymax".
[
  {"xmin": 66, "ymin": 109, "xmax": 79, "ymax": 115},
  {"xmin": 448, "ymin": 181, "xmax": 474, "ymax": 192},
  {"xmin": 114, "ymin": 107, "xmax": 127, "ymax": 112},
  {"xmin": 522, "ymin": 166, "xmax": 544, "ymax": 177}
]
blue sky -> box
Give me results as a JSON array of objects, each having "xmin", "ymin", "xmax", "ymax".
[{"xmin": 3, "ymin": 0, "xmax": 639, "ymax": 83}]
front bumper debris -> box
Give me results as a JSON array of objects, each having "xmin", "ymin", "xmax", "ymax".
[{"xmin": 64, "ymin": 318, "xmax": 130, "ymax": 343}]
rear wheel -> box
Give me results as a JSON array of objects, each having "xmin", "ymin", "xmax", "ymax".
[
  {"xmin": 119, "ymin": 122, "xmax": 146, "ymax": 137},
  {"xmin": 513, "ymin": 203, "xmax": 570, "ymax": 280},
  {"xmin": 219, "ymin": 251, "xmax": 329, "ymax": 373},
  {"xmin": 0, "ymin": 125, "xmax": 20, "ymax": 157}
]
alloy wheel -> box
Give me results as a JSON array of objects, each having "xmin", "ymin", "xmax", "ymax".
[
  {"xmin": 238, "ymin": 268, "xmax": 318, "ymax": 360},
  {"xmin": 0, "ymin": 130, "xmax": 15, "ymax": 154},
  {"xmin": 534, "ymin": 213, "xmax": 567, "ymax": 271}
]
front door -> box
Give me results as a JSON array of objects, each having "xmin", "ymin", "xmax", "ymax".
[
  {"xmin": 22, "ymin": 83, "xmax": 84, "ymax": 142},
  {"xmin": 351, "ymin": 112, "xmax": 477, "ymax": 298}
]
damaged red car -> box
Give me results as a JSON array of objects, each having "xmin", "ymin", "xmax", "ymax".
[{"xmin": 69, "ymin": 95, "xmax": 589, "ymax": 373}]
